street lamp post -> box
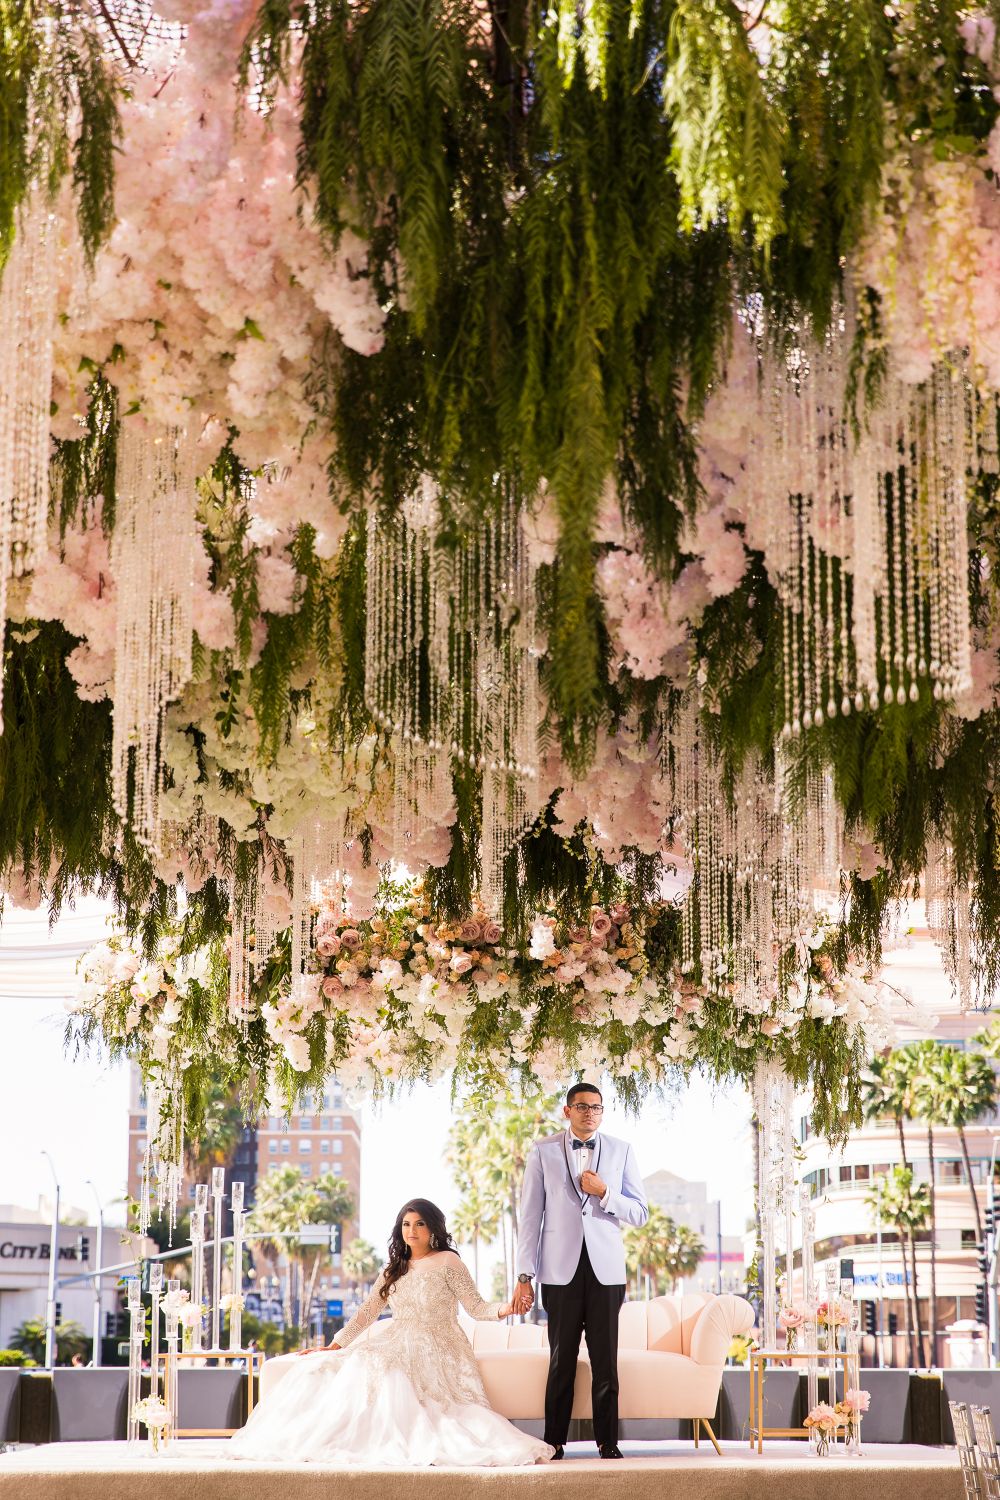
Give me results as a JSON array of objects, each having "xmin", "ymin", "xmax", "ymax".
[
  {"xmin": 987, "ymin": 1135, "xmax": 1000, "ymax": 1364},
  {"xmin": 41, "ymin": 1152, "xmax": 60, "ymax": 1369},
  {"xmin": 85, "ymin": 1180, "xmax": 104, "ymax": 1368},
  {"xmin": 875, "ymin": 1174, "xmax": 885, "ymax": 1369}
]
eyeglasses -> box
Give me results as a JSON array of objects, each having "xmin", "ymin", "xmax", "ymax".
[{"xmin": 570, "ymin": 1104, "xmax": 604, "ymax": 1114}]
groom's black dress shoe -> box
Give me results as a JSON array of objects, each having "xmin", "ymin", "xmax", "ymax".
[
  {"xmin": 550, "ymin": 1446, "xmax": 565, "ymax": 1460},
  {"xmin": 599, "ymin": 1444, "xmax": 624, "ymax": 1460}
]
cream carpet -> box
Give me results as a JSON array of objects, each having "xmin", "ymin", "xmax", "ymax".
[{"xmin": 0, "ymin": 1440, "xmax": 963, "ymax": 1500}]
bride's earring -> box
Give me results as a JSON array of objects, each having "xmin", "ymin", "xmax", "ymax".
[{"xmin": 430, "ymin": 1234, "xmax": 438, "ymax": 1249}]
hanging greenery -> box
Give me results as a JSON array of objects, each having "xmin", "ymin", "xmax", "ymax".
[{"xmin": 4, "ymin": 0, "xmax": 1000, "ymax": 1153}]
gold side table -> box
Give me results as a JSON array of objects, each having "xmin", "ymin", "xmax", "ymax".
[
  {"xmin": 160, "ymin": 1347, "xmax": 266, "ymax": 1437},
  {"xmin": 748, "ymin": 1347, "xmax": 861, "ymax": 1454}
]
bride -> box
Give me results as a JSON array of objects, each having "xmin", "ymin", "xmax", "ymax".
[{"xmin": 229, "ymin": 1197, "xmax": 554, "ymax": 1466}]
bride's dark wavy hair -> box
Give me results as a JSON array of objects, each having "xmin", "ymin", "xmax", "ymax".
[{"xmin": 380, "ymin": 1198, "xmax": 457, "ymax": 1301}]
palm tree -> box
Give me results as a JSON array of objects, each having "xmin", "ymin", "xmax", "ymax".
[
  {"xmin": 861, "ymin": 1050, "xmax": 925, "ymax": 1365},
  {"xmin": 663, "ymin": 1221, "xmax": 705, "ymax": 1292},
  {"xmin": 446, "ymin": 1090, "xmax": 563, "ymax": 1293},
  {"xmin": 249, "ymin": 1165, "xmax": 356, "ymax": 1332},
  {"xmin": 866, "ymin": 1166, "xmax": 931, "ymax": 1368},
  {"xmin": 342, "ymin": 1237, "xmax": 380, "ymax": 1295},
  {"xmin": 936, "ymin": 1045, "xmax": 999, "ymax": 1241},
  {"xmin": 450, "ymin": 1190, "xmax": 501, "ymax": 1289},
  {"xmin": 623, "ymin": 1205, "xmax": 703, "ymax": 1295},
  {"xmin": 910, "ymin": 1040, "xmax": 946, "ymax": 1366},
  {"xmin": 183, "ymin": 1079, "xmax": 249, "ymax": 1182}
]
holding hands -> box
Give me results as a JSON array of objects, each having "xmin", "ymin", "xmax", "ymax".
[{"xmin": 510, "ymin": 1280, "xmax": 534, "ymax": 1316}]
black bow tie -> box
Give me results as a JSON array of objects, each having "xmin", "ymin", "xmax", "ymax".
[{"xmin": 572, "ymin": 1138, "xmax": 595, "ymax": 1150}]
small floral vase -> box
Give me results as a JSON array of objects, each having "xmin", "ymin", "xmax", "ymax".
[
  {"xmin": 785, "ymin": 1326, "xmax": 798, "ymax": 1353},
  {"xmin": 182, "ymin": 1323, "xmax": 194, "ymax": 1353},
  {"xmin": 813, "ymin": 1431, "xmax": 830, "ymax": 1458},
  {"xmin": 845, "ymin": 1418, "xmax": 862, "ymax": 1457},
  {"xmin": 148, "ymin": 1425, "xmax": 163, "ymax": 1455}
]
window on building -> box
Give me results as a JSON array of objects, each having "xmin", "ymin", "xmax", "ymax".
[
  {"xmin": 300, "ymin": 1164, "xmax": 312, "ymax": 1177},
  {"xmin": 300, "ymin": 1116, "xmax": 313, "ymax": 1130},
  {"xmin": 321, "ymin": 1140, "xmax": 330, "ymax": 1154},
  {"xmin": 138, "ymin": 1114, "xmax": 147, "ymax": 1129},
  {"xmin": 321, "ymin": 1116, "xmax": 332, "ymax": 1129},
  {"xmin": 854, "ymin": 1164, "xmax": 870, "ymax": 1181},
  {"xmin": 333, "ymin": 1116, "xmax": 342, "ymax": 1128},
  {"xmin": 873, "ymin": 1163, "xmax": 892, "ymax": 1178},
  {"xmin": 333, "ymin": 1140, "xmax": 343, "ymax": 1154},
  {"xmin": 962, "ymin": 1228, "xmax": 980, "ymax": 1247},
  {"xmin": 299, "ymin": 1138, "xmax": 311, "ymax": 1153},
  {"xmin": 281, "ymin": 1140, "xmax": 291, "ymax": 1154},
  {"xmin": 189, "ymin": 1185, "xmax": 197, "ymax": 1199},
  {"xmin": 270, "ymin": 1162, "xmax": 282, "ymax": 1173},
  {"xmin": 937, "ymin": 1160, "xmax": 965, "ymax": 1184},
  {"xmin": 269, "ymin": 1140, "xmax": 278, "ymax": 1154},
  {"xmin": 839, "ymin": 1165, "xmax": 853, "ymax": 1183},
  {"xmin": 799, "ymin": 1116, "xmax": 810, "ymax": 1145}
]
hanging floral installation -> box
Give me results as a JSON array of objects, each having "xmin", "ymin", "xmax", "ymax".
[{"xmin": 9, "ymin": 0, "xmax": 1000, "ymax": 1205}]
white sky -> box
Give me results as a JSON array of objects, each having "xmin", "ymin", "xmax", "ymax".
[{"xmin": 0, "ymin": 900, "xmax": 755, "ymax": 1272}]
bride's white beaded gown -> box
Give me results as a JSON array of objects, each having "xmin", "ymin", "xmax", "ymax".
[{"xmin": 229, "ymin": 1251, "xmax": 554, "ymax": 1466}]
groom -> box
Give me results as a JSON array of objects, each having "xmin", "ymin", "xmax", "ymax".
[{"xmin": 513, "ymin": 1083, "xmax": 648, "ymax": 1460}]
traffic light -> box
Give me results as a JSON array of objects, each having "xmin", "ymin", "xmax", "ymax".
[
  {"xmin": 888, "ymin": 1312, "xmax": 898, "ymax": 1336},
  {"xmin": 977, "ymin": 1283, "xmax": 989, "ymax": 1324},
  {"xmin": 986, "ymin": 1204, "xmax": 996, "ymax": 1238},
  {"xmin": 76, "ymin": 1234, "xmax": 90, "ymax": 1263},
  {"xmin": 330, "ymin": 1224, "xmax": 342, "ymax": 1255},
  {"xmin": 979, "ymin": 1250, "xmax": 990, "ymax": 1281},
  {"xmin": 863, "ymin": 1301, "xmax": 877, "ymax": 1337}
]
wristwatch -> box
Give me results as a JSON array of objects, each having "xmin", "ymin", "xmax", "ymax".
[{"xmin": 517, "ymin": 1273, "xmax": 533, "ymax": 1284}]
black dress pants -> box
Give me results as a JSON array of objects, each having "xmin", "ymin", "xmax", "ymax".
[{"xmin": 541, "ymin": 1244, "xmax": 626, "ymax": 1449}]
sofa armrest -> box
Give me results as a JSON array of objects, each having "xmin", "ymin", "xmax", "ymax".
[{"xmin": 689, "ymin": 1294, "xmax": 755, "ymax": 1367}]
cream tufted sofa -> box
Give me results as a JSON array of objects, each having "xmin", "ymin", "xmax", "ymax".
[{"xmin": 259, "ymin": 1292, "xmax": 754, "ymax": 1452}]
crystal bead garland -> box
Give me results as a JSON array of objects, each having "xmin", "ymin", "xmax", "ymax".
[
  {"xmin": 754, "ymin": 322, "xmax": 977, "ymax": 733},
  {"xmin": 286, "ymin": 816, "xmax": 347, "ymax": 993},
  {"xmin": 228, "ymin": 861, "xmax": 259, "ymax": 1031},
  {"xmin": 924, "ymin": 836, "xmax": 979, "ymax": 1011},
  {"xmin": 672, "ymin": 691, "xmax": 821, "ymax": 1011},
  {"xmin": 474, "ymin": 492, "xmax": 542, "ymax": 909},
  {"xmin": 0, "ymin": 187, "xmax": 57, "ymax": 728},
  {"xmin": 365, "ymin": 483, "xmax": 540, "ymax": 901},
  {"xmin": 112, "ymin": 418, "xmax": 200, "ymax": 848}
]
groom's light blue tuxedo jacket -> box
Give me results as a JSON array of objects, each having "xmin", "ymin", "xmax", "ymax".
[{"xmin": 516, "ymin": 1131, "xmax": 649, "ymax": 1286}]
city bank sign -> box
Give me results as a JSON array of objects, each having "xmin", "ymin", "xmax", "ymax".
[{"xmin": 0, "ymin": 1240, "xmax": 86, "ymax": 1262}]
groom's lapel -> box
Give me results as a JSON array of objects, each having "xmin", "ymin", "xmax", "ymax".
[{"xmin": 563, "ymin": 1133, "xmax": 587, "ymax": 1206}]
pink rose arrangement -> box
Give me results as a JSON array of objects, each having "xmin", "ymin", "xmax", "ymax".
[{"xmin": 804, "ymin": 1401, "xmax": 839, "ymax": 1455}]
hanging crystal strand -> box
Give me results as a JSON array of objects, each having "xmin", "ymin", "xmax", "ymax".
[
  {"xmin": 476, "ymin": 492, "xmax": 542, "ymax": 908},
  {"xmin": 940, "ymin": 364, "xmax": 973, "ymax": 700},
  {"xmin": 980, "ymin": 390, "xmax": 999, "ymax": 475},
  {"xmin": 228, "ymin": 861, "xmax": 259, "ymax": 1032},
  {"xmin": 0, "ymin": 186, "xmax": 57, "ymax": 729},
  {"xmin": 0, "ymin": 185, "xmax": 56, "ymax": 580},
  {"xmin": 112, "ymin": 418, "xmax": 199, "ymax": 848}
]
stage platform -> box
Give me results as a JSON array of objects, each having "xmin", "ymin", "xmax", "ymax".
[{"xmin": 0, "ymin": 1438, "xmax": 963, "ymax": 1500}]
